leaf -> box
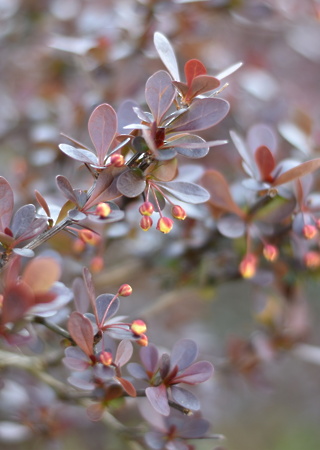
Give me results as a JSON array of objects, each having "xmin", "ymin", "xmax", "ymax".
[
  {"xmin": 10, "ymin": 205, "xmax": 36, "ymax": 239},
  {"xmin": 82, "ymin": 267, "xmax": 97, "ymax": 320},
  {"xmin": 56, "ymin": 176, "xmax": 78, "ymax": 204},
  {"xmin": 22, "ymin": 257, "xmax": 61, "ymax": 294},
  {"xmin": 151, "ymin": 158, "xmax": 178, "ymax": 182},
  {"xmin": 14, "ymin": 218, "xmax": 47, "ymax": 244},
  {"xmin": 1, "ymin": 282, "xmax": 34, "ymax": 324},
  {"xmin": 68, "ymin": 311, "xmax": 94, "ymax": 357},
  {"xmin": 179, "ymin": 417, "xmax": 210, "ymax": 439},
  {"xmin": 72, "ymin": 277, "xmax": 90, "ymax": 314},
  {"xmin": 169, "ymin": 98, "xmax": 230, "ymax": 132},
  {"xmin": 174, "ymin": 361, "xmax": 214, "ymax": 384},
  {"xmin": 116, "ymin": 169, "xmax": 146, "ymax": 198},
  {"xmin": 272, "ymin": 158, "xmax": 320, "ymax": 187},
  {"xmin": 188, "ymin": 75, "xmax": 220, "ymax": 99},
  {"xmin": 154, "ymin": 32, "xmax": 180, "ymax": 81},
  {"xmin": 216, "ymin": 61, "xmax": 243, "ymax": 80},
  {"xmin": 84, "ymin": 167, "xmax": 123, "ymax": 209},
  {"xmin": 127, "ymin": 363, "xmax": 147, "ymax": 379},
  {"xmin": 12, "ymin": 248, "xmax": 34, "ymax": 258},
  {"xmin": 217, "ymin": 214, "xmax": 246, "ymax": 238},
  {"xmin": 201, "ymin": 170, "xmax": 244, "ymax": 216},
  {"xmin": 35, "ymin": 190, "xmax": 50, "ymax": 218},
  {"xmin": 59, "ymin": 144, "xmax": 98, "ymax": 165},
  {"xmin": 68, "ymin": 209, "xmax": 87, "ymax": 221},
  {"xmin": 184, "ymin": 59, "xmax": 207, "ymax": 86},
  {"xmin": 140, "ymin": 344, "xmax": 159, "ymax": 373},
  {"xmin": 170, "ymin": 339, "xmax": 198, "ymax": 371},
  {"xmin": 96, "ymin": 293, "xmax": 120, "ymax": 326},
  {"xmin": 230, "ymin": 129, "xmax": 257, "ymax": 179},
  {"xmin": 146, "ymin": 385, "xmax": 170, "ymax": 416},
  {"xmin": 0, "ymin": 177, "xmax": 14, "ymax": 231},
  {"xmin": 156, "ymin": 181, "xmax": 210, "ymax": 204},
  {"xmin": 247, "ymin": 123, "xmax": 277, "ymax": 154},
  {"xmin": 116, "ymin": 377, "xmax": 136, "ymax": 397},
  {"xmin": 170, "ymin": 386, "xmax": 200, "ymax": 410},
  {"xmin": 145, "ymin": 71, "xmax": 176, "ymax": 125},
  {"xmin": 117, "ymin": 99, "xmax": 140, "ymax": 134},
  {"xmin": 88, "ymin": 103, "xmax": 118, "ymax": 166},
  {"xmin": 165, "ymin": 134, "xmax": 209, "ymax": 159},
  {"xmin": 115, "ymin": 340, "xmax": 133, "ymax": 367}
]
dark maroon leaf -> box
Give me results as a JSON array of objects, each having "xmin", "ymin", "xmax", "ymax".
[
  {"xmin": 115, "ymin": 340, "xmax": 133, "ymax": 367},
  {"xmin": 160, "ymin": 353, "xmax": 171, "ymax": 379},
  {"xmin": 88, "ymin": 103, "xmax": 118, "ymax": 166},
  {"xmin": 140, "ymin": 344, "xmax": 159, "ymax": 374},
  {"xmin": 174, "ymin": 361, "xmax": 214, "ymax": 384},
  {"xmin": 146, "ymin": 385, "xmax": 170, "ymax": 416},
  {"xmin": 169, "ymin": 98, "xmax": 230, "ymax": 132},
  {"xmin": 116, "ymin": 169, "xmax": 146, "ymax": 198},
  {"xmin": 154, "ymin": 32, "xmax": 180, "ymax": 81},
  {"xmin": 170, "ymin": 339, "xmax": 198, "ymax": 372},
  {"xmin": 255, "ymin": 145, "xmax": 275, "ymax": 182},
  {"xmin": 145, "ymin": 71, "xmax": 176, "ymax": 125},
  {"xmin": 56, "ymin": 175, "xmax": 78, "ymax": 205},
  {"xmin": 1, "ymin": 282, "xmax": 34, "ymax": 324},
  {"xmin": 0, "ymin": 177, "xmax": 14, "ymax": 231},
  {"xmin": 156, "ymin": 181, "xmax": 210, "ymax": 204},
  {"xmin": 68, "ymin": 311, "xmax": 94, "ymax": 357},
  {"xmin": 59, "ymin": 143, "xmax": 98, "ymax": 165},
  {"xmin": 96, "ymin": 293, "xmax": 120, "ymax": 326},
  {"xmin": 172, "ymin": 80, "xmax": 189, "ymax": 97},
  {"xmin": 170, "ymin": 386, "xmax": 200, "ymax": 410}
]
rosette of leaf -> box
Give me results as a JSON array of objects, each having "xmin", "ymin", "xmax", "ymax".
[
  {"xmin": 128, "ymin": 339, "xmax": 213, "ymax": 416},
  {"xmin": 0, "ymin": 177, "xmax": 47, "ymax": 257},
  {"xmin": 59, "ymin": 103, "xmax": 130, "ymax": 169},
  {"xmin": 55, "ymin": 173, "xmax": 124, "ymax": 223},
  {"xmin": 124, "ymin": 69, "xmax": 229, "ymax": 162},
  {"xmin": 0, "ymin": 256, "xmax": 70, "ymax": 343},
  {"xmin": 230, "ymin": 124, "xmax": 320, "ymax": 197}
]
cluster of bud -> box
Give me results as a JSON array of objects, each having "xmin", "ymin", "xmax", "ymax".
[{"xmin": 138, "ymin": 201, "xmax": 187, "ymax": 234}]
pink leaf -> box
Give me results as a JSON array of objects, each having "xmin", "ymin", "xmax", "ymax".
[
  {"xmin": 188, "ymin": 75, "xmax": 220, "ymax": 100},
  {"xmin": 68, "ymin": 311, "xmax": 94, "ymax": 357},
  {"xmin": 115, "ymin": 340, "xmax": 133, "ymax": 367},
  {"xmin": 174, "ymin": 361, "xmax": 214, "ymax": 384},
  {"xmin": 184, "ymin": 59, "xmax": 207, "ymax": 86},
  {"xmin": 146, "ymin": 385, "xmax": 170, "ymax": 416},
  {"xmin": 117, "ymin": 377, "xmax": 136, "ymax": 397},
  {"xmin": 272, "ymin": 158, "xmax": 320, "ymax": 187},
  {"xmin": 88, "ymin": 104, "xmax": 118, "ymax": 166}
]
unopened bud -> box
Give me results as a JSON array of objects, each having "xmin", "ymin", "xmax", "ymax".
[
  {"xmin": 263, "ymin": 244, "xmax": 279, "ymax": 262},
  {"xmin": 90, "ymin": 256, "xmax": 104, "ymax": 272},
  {"xmin": 139, "ymin": 201, "xmax": 154, "ymax": 216},
  {"xmin": 140, "ymin": 216, "xmax": 153, "ymax": 231},
  {"xmin": 79, "ymin": 229, "xmax": 101, "ymax": 245},
  {"xmin": 239, "ymin": 254, "xmax": 258, "ymax": 279},
  {"xmin": 96, "ymin": 202, "xmax": 111, "ymax": 218},
  {"xmin": 100, "ymin": 351, "xmax": 113, "ymax": 366},
  {"xmin": 136, "ymin": 333, "xmax": 148, "ymax": 347},
  {"xmin": 131, "ymin": 319, "xmax": 147, "ymax": 335},
  {"xmin": 73, "ymin": 238, "xmax": 86, "ymax": 253},
  {"xmin": 118, "ymin": 284, "xmax": 132, "ymax": 297},
  {"xmin": 110, "ymin": 154, "xmax": 124, "ymax": 167},
  {"xmin": 171, "ymin": 205, "xmax": 187, "ymax": 220},
  {"xmin": 156, "ymin": 217, "xmax": 173, "ymax": 234},
  {"xmin": 304, "ymin": 251, "xmax": 320, "ymax": 269},
  {"xmin": 303, "ymin": 224, "xmax": 317, "ymax": 240}
]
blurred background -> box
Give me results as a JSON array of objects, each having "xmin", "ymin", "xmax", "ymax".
[{"xmin": 1, "ymin": 0, "xmax": 320, "ymax": 449}]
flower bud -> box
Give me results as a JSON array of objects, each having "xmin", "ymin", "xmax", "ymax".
[
  {"xmin": 140, "ymin": 216, "xmax": 153, "ymax": 231},
  {"xmin": 239, "ymin": 254, "xmax": 258, "ymax": 279},
  {"xmin": 100, "ymin": 351, "xmax": 113, "ymax": 366},
  {"xmin": 304, "ymin": 251, "xmax": 320, "ymax": 269},
  {"xmin": 79, "ymin": 229, "xmax": 101, "ymax": 246},
  {"xmin": 73, "ymin": 238, "xmax": 86, "ymax": 253},
  {"xmin": 131, "ymin": 319, "xmax": 147, "ymax": 335},
  {"xmin": 171, "ymin": 205, "xmax": 187, "ymax": 220},
  {"xmin": 90, "ymin": 256, "xmax": 104, "ymax": 272},
  {"xmin": 118, "ymin": 284, "xmax": 132, "ymax": 297},
  {"xmin": 139, "ymin": 201, "xmax": 154, "ymax": 216},
  {"xmin": 263, "ymin": 244, "xmax": 279, "ymax": 262},
  {"xmin": 137, "ymin": 333, "xmax": 148, "ymax": 347},
  {"xmin": 95, "ymin": 202, "xmax": 111, "ymax": 218},
  {"xmin": 156, "ymin": 217, "xmax": 173, "ymax": 234},
  {"xmin": 110, "ymin": 154, "xmax": 124, "ymax": 167},
  {"xmin": 303, "ymin": 224, "xmax": 317, "ymax": 240}
]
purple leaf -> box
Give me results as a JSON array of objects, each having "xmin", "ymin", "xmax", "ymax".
[
  {"xmin": 154, "ymin": 32, "xmax": 180, "ymax": 81},
  {"xmin": 140, "ymin": 344, "xmax": 159, "ymax": 374},
  {"xmin": 170, "ymin": 339, "xmax": 198, "ymax": 372},
  {"xmin": 164, "ymin": 134, "xmax": 209, "ymax": 159},
  {"xmin": 1, "ymin": 282, "xmax": 34, "ymax": 324},
  {"xmin": 68, "ymin": 311, "xmax": 94, "ymax": 357},
  {"xmin": 174, "ymin": 361, "xmax": 214, "ymax": 384},
  {"xmin": 146, "ymin": 385, "xmax": 170, "ymax": 416},
  {"xmin": 10, "ymin": 205, "xmax": 35, "ymax": 239},
  {"xmin": 117, "ymin": 100, "xmax": 140, "ymax": 133},
  {"xmin": 0, "ymin": 177, "xmax": 14, "ymax": 231},
  {"xmin": 217, "ymin": 214, "xmax": 246, "ymax": 238},
  {"xmin": 84, "ymin": 167, "xmax": 123, "ymax": 209},
  {"xmin": 68, "ymin": 372, "xmax": 95, "ymax": 391},
  {"xmin": 56, "ymin": 175, "xmax": 78, "ymax": 205},
  {"xmin": 88, "ymin": 103, "xmax": 118, "ymax": 166},
  {"xmin": 127, "ymin": 362, "xmax": 147, "ymax": 380},
  {"xmin": 230, "ymin": 130, "xmax": 257, "ymax": 178},
  {"xmin": 14, "ymin": 218, "xmax": 47, "ymax": 244},
  {"xmin": 272, "ymin": 158, "xmax": 320, "ymax": 187},
  {"xmin": 247, "ymin": 123, "xmax": 277, "ymax": 154},
  {"xmin": 178, "ymin": 417, "xmax": 210, "ymax": 439},
  {"xmin": 68, "ymin": 209, "xmax": 87, "ymax": 221},
  {"xmin": 96, "ymin": 293, "xmax": 119, "ymax": 326},
  {"xmin": 169, "ymin": 98, "xmax": 230, "ymax": 132},
  {"xmin": 59, "ymin": 144, "xmax": 98, "ymax": 165},
  {"xmin": 63, "ymin": 356, "xmax": 90, "ymax": 371},
  {"xmin": 145, "ymin": 431, "xmax": 166, "ymax": 449},
  {"xmin": 72, "ymin": 277, "xmax": 90, "ymax": 313},
  {"xmin": 106, "ymin": 328, "xmax": 138, "ymax": 340},
  {"xmin": 115, "ymin": 340, "xmax": 133, "ymax": 367},
  {"xmin": 145, "ymin": 71, "xmax": 175, "ymax": 125},
  {"xmin": 116, "ymin": 169, "xmax": 146, "ymax": 198},
  {"xmin": 156, "ymin": 181, "xmax": 210, "ymax": 204},
  {"xmin": 170, "ymin": 386, "xmax": 200, "ymax": 411}
]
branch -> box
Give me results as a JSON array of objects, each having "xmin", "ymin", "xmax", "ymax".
[{"xmin": 33, "ymin": 316, "xmax": 74, "ymax": 343}]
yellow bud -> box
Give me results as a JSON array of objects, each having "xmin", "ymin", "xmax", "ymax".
[
  {"xmin": 118, "ymin": 284, "xmax": 132, "ymax": 297},
  {"xmin": 140, "ymin": 216, "xmax": 153, "ymax": 231},
  {"xmin": 303, "ymin": 224, "xmax": 317, "ymax": 240},
  {"xmin": 131, "ymin": 319, "xmax": 147, "ymax": 335},
  {"xmin": 239, "ymin": 254, "xmax": 257, "ymax": 279},
  {"xmin": 137, "ymin": 333, "xmax": 148, "ymax": 347},
  {"xmin": 171, "ymin": 205, "xmax": 187, "ymax": 220},
  {"xmin": 100, "ymin": 351, "xmax": 113, "ymax": 366},
  {"xmin": 110, "ymin": 154, "xmax": 124, "ymax": 167},
  {"xmin": 156, "ymin": 217, "xmax": 173, "ymax": 234},
  {"xmin": 139, "ymin": 202, "xmax": 154, "ymax": 216},
  {"xmin": 263, "ymin": 244, "xmax": 279, "ymax": 262},
  {"xmin": 95, "ymin": 203, "xmax": 111, "ymax": 218}
]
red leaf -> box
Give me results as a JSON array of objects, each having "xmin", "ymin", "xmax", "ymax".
[
  {"xmin": 68, "ymin": 311, "xmax": 94, "ymax": 357},
  {"xmin": 272, "ymin": 158, "xmax": 320, "ymax": 187},
  {"xmin": 184, "ymin": 59, "xmax": 207, "ymax": 86},
  {"xmin": 254, "ymin": 145, "xmax": 275, "ymax": 182}
]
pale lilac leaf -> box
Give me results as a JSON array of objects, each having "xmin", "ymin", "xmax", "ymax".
[
  {"xmin": 174, "ymin": 361, "xmax": 214, "ymax": 384},
  {"xmin": 68, "ymin": 311, "xmax": 94, "ymax": 356},
  {"xmin": 146, "ymin": 385, "xmax": 170, "ymax": 416},
  {"xmin": 116, "ymin": 169, "xmax": 146, "ymax": 198},
  {"xmin": 170, "ymin": 339, "xmax": 198, "ymax": 371},
  {"xmin": 0, "ymin": 177, "xmax": 14, "ymax": 231},
  {"xmin": 14, "ymin": 218, "xmax": 47, "ymax": 244},
  {"xmin": 169, "ymin": 98, "xmax": 229, "ymax": 132},
  {"xmin": 216, "ymin": 61, "xmax": 243, "ymax": 80},
  {"xmin": 140, "ymin": 344, "xmax": 159, "ymax": 373},
  {"xmin": 247, "ymin": 123, "xmax": 277, "ymax": 154},
  {"xmin": 154, "ymin": 32, "xmax": 180, "ymax": 81},
  {"xmin": 145, "ymin": 431, "xmax": 165, "ymax": 450},
  {"xmin": 10, "ymin": 204, "xmax": 35, "ymax": 239},
  {"xmin": 230, "ymin": 130, "xmax": 257, "ymax": 178},
  {"xmin": 165, "ymin": 134, "xmax": 209, "ymax": 158},
  {"xmin": 72, "ymin": 277, "xmax": 90, "ymax": 313},
  {"xmin": 96, "ymin": 293, "xmax": 119, "ymax": 326},
  {"xmin": 86, "ymin": 403, "xmax": 104, "ymax": 421},
  {"xmin": 63, "ymin": 356, "xmax": 90, "ymax": 371},
  {"xmin": 145, "ymin": 71, "xmax": 175, "ymax": 125},
  {"xmin": 156, "ymin": 181, "xmax": 209, "ymax": 204},
  {"xmin": 12, "ymin": 248, "xmax": 34, "ymax": 257},
  {"xmin": 59, "ymin": 144, "xmax": 98, "ymax": 165},
  {"xmin": 115, "ymin": 340, "xmax": 133, "ymax": 367},
  {"xmin": 88, "ymin": 103, "xmax": 118, "ymax": 166},
  {"xmin": 217, "ymin": 214, "xmax": 246, "ymax": 238},
  {"xmin": 178, "ymin": 417, "xmax": 210, "ymax": 439},
  {"xmin": 117, "ymin": 100, "xmax": 140, "ymax": 133},
  {"xmin": 127, "ymin": 363, "xmax": 147, "ymax": 379},
  {"xmin": 170, "ymin": 386, "xmax": 200, "ymax": 410}
]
